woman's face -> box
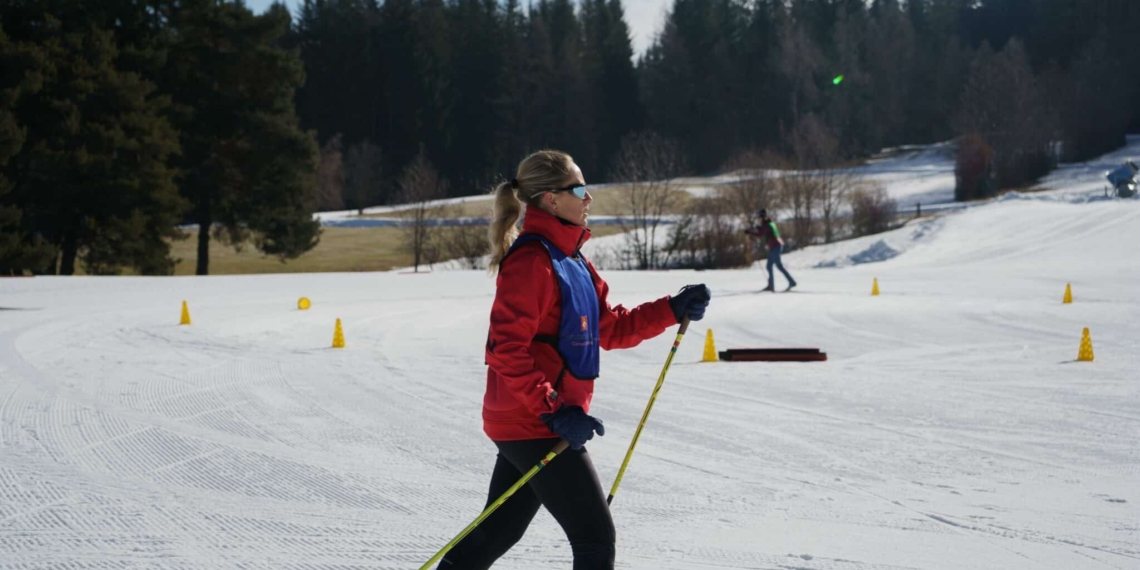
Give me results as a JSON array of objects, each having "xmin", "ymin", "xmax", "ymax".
[{"xmin": 544, "ymin": 162, "xmax": 592, "ymax": 226}]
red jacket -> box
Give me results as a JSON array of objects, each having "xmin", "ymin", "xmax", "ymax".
[{"xmin": 483, "ymin": 207, "xmax": 678, "ymax": 441}]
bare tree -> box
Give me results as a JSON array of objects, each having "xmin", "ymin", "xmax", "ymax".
[
  {"xmin": 720, "ymin": 149, "xmax": 784, "ymax": 224},
  {"xmin": 850, "ymin": 183, "xmax": 897, "ymax": 237},
  {"xmin": 818, "ymin": 169, "xmax": 859, "ymax": 243},
  {"xmin": 719, "ymin": 150, "xmax": 785, "ymax": 264},
  {"xmin": 778, "ymin": 19, "xmax": 825, "ymax": 121},
  {"xmin": 440, "ymin": 222, "xmax": 490, "ymax": 269},
  {"xmin": 780, "ymin": 173, "xmax": 819, "ymax": 249},
  {"xmin": 668, "ymin": 195, "xmax": 749, "ymax": 270},
  {"xmin": 344, "ymin": 140, "xmax": 384, "ymax": 214},
  {"xmin": 398, "ymin": 151, "xmax": 448, "ymax": 272},
  {"xmin": 781, "ymin": 115, "xmax": 848, "ymax": 248},
  {"xmin": 956, "ymin": 40, "xmax": 1056, "ymax": 193},
  {"xmin": 608, "ymin": 131, "xmax": 688, "ymax": 269},
  {"xmin": 315, "ymin": 134, "xmax": 345, "ymax": 212}
]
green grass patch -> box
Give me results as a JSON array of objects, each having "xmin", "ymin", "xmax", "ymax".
[
  {"xmin": 362, "ymin": 184, "xmax": 700, "ymax": 219},
  {"xmin": 170, "ymin": 227, "xmax": 411, "ymax": 275},
  {"xmin": 166, "ymin": 224, "xmax": 630, "ymax": 275}
]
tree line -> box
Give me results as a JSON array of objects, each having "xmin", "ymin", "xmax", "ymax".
[
  {"xmin": 1, "ymin": 0, "xmax": 319, "ymax": 276},
  {"xmin": 297, "ymin": 0, "xmax": 1138, "ymax": 206},
  {"xmin": 2, "ymin": 0, "xmax": 1137, "ymax": 276}
]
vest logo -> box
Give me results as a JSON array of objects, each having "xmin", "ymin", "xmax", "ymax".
[{"xmin": 580, "ymin": 316, "xmax": 588, "ymax": 331}]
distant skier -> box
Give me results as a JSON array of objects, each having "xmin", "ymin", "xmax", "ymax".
[
  {"xmin": 1106, "ymin": 161, "xmax": 1137, "ymax": 198},
  {"xmin": 744, "ymin": 208, "xmax": 797, "ymax": 292},
  {"xmin": 438, "ymin": 149, "xmax": 710, "ymax": 569}
]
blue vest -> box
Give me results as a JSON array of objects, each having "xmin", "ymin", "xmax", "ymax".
[{"xmin": 507, "ymin": 234, "xmax": 601, "ymax": 379}]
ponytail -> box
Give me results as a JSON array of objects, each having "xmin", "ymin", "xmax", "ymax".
[
  {"xmin": 487, "ymin": 149, "xmax": 575, "ymax": 273},
  {"xmin": 487, "ymin": 181, "xmax": 522, "ymax": 273}
]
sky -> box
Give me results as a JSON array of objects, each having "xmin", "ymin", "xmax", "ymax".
[{"xmin": 244, "ymin": 0, "xmax": 669, "ymax": 57}]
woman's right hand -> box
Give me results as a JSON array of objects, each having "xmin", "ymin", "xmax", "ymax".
[{"xmin": 540, "ymin": 405, "xmax": 605, "ymax": 450}]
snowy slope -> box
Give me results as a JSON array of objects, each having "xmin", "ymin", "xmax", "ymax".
[
  {"xmin": 674, "ymin": 141, "xmax": 957, "ymax": 211},
  {"xmin": 316, "ymin": 135, "xmax": 1140, "ymax": 230},
  {"xmin": 2, "ymin": 175, "xmax": 1139, "ymax": 567}
]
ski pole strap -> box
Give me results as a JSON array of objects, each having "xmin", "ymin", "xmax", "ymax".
[
  {"xmin": 419, "ymin": 439, "xmax": 570, "ymax": 570},
  {"xmin": 607, "ymin": 317, "xmax": 689, "ymax": 505}
]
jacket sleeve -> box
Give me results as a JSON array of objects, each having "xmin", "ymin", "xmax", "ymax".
[
  {"xmin": 485, "ymin": 246, "xmax": 561, "ymax": 417},
  {"xmin": 588, "ymin": 259, "xmax": 678, "ymax": 351}
]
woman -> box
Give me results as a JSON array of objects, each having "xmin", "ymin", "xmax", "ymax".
[{"xmin": 439, "ymin": 150, "xmax": 710, "ymax": 569}]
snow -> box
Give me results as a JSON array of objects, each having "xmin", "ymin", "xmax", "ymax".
[
  {"xmin": 676, "ymin": 141, "xmax": 958, "ymax": 210},
  {"xmin": 317, "ymin": 135, "xmax": 1140, "ymax": 231},
  {"xmin": 2, "ymin": 148, "xmax": 1139, "ymax": 569}
]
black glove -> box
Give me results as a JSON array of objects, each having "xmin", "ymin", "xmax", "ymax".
[
  {"xmin": 668, "ymin": 283, "xmax": 710, "ymax": 323},
  {"xmin": 540, "ymin": 405, "xmax": 605, "ymax": 450}
]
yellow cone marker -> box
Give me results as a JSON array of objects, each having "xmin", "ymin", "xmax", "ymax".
[
  {"xmin": 298, "ymin": 297, "xmax": 311, "ymax": 310},
  {"xmin": 702, "ymin": 329, "xmax": 718, "ymax": 362},
  {"xmin": 1063, "ymin": 283, "xmax": 1072, "ymax": 304},
  {"xmin": 871, "ymin": 278, "xmax": 880, "ymax": 296},
  {"xmin": 179, "ymin": 301, "xmax": 191, "ymax": 325},
  {"xmin": 332, "ymin": 318, "xmax": 345, "ymax": 348},
  {"xmin": 1077, "ymin": 327, "xmax": 1094, "ymax": 362}
]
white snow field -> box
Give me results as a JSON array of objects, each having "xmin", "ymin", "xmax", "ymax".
[{"xmin": 3, "ymin": 174, "xmax": 1140, "ymax": 568}]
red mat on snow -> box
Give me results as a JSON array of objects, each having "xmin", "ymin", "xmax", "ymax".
[{"xmin": 718, "ymin": 348, "xmax": 827, "ymax": 362}]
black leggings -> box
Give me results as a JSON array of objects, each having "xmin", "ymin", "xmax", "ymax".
[{"xmin": 439, "ymin": 438, "xmax": 615, "ymax": 570}]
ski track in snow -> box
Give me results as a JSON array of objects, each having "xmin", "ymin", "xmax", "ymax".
[{"xmin": 2, "ymin": 155, "xmax": 1139, "ymax": 568}]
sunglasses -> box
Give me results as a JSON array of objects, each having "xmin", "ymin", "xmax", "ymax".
[{"xmin": 551, "ymin": 183, "xmax": 589, "ymax": 199}]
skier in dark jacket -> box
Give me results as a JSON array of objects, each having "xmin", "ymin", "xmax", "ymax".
[
  {"xmin": 439, "ymin": 149, "xmax": 711, "ymax": 570},
  {"xmin": 744, "ymin": 208, "xmax": 797, "ymax": 292}
]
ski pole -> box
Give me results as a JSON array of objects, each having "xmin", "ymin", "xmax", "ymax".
[
  {"xmin": 607, "ymin": 316, "xmax": 690, "ymax": 505},
  {"xmin": 418, "ymin": 439, "xmax": 569, "ymax": 570}
]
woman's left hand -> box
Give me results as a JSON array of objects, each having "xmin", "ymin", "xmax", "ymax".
[{"xmin": 669, "ymin": 284, "xmax": 711, "ymax": 322}]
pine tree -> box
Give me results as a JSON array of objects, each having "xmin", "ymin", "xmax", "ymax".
[
  {"xmin": 522, "ymin": 3, "xmax": 559, "ymax": 151},
  {"xmin": 593, "ymin": 0, "xmax": 642, "ymax": 175},
  {"xmin": 2, "ymin": 16, "xmax": 184, "ymax": 275},
  {"xmin": 447, "ymin": 0, "xmax": 504, "ymax": 192},
  {"xmin": 414, "ymin": 0, "xmax": 454, "ymax": 185},
  {"xmin": 639, "ymin": 14, "xmax": 698, "ymax": 164},
  {"xmin": 378, "ymin": 0, "xmax": 421, "ymax": 182},
  {"xmin": 493, "ymin": 0, "xmax": 530, "ymax": 169},
  {"xmin": 165, "ymin": 0, "xmax": 320, "ymax": 275},
  {"xmin": 0, "ymin": 25, "xmax": 56, "ymax": 275},
  {"xmin": 741, "ymin": 0, "xmax": 787, "ymax": 152},
  {"xmin": 822, "ymin": 2, "xmax": 873, "ymax": 158},
  {"xmin": 343, "ymin": 140, "xmax": 384, "ymax": 212},
  {"xmin": 292, "ymin": 0, "xmax": 380, "ymax": 146},
  {"xmin": 865, "ymin": 0, "xmax": 916, "ymax": 152},
  {"xmin": 1052, "ymin": 30, "xmax": 1132, "ymax": 161},
  {"xmin": 957, "ymin": 40, "xmax": 1054, "ymax": 193},
  {"xmin": 540, "ymin": 0, "xmax": 595, "ymax": 174}
]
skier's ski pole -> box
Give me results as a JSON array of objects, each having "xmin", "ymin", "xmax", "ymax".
[
  {"xmin": 607, "ymin": 316, "xmax": 690, "ymax": 505},
  {"xmin": 417, "ymin": 439, "xmax": 569, "ymax": 570}
]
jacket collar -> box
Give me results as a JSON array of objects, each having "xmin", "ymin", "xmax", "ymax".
[{"xmin": 520, "ymin": 206, "xmax": 591, "ymax": 257}]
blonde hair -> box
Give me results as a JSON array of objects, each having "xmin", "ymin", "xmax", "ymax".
[{"xmin": 487, "ymin": 150, "xmax": 575, "ymax": 272}]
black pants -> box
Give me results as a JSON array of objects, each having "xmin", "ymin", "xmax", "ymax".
[{"xmin": 439, "ymin": 438, "xmax": 615, "ymax": 570}]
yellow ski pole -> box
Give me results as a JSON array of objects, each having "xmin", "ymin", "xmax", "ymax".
[
  {"xmin": 418, "ymin": 439, "xmax": 569, "ymax": 570},
  {"xmin": 607, "ymin": 316, "xmax": 690, "ymax": 505}
]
